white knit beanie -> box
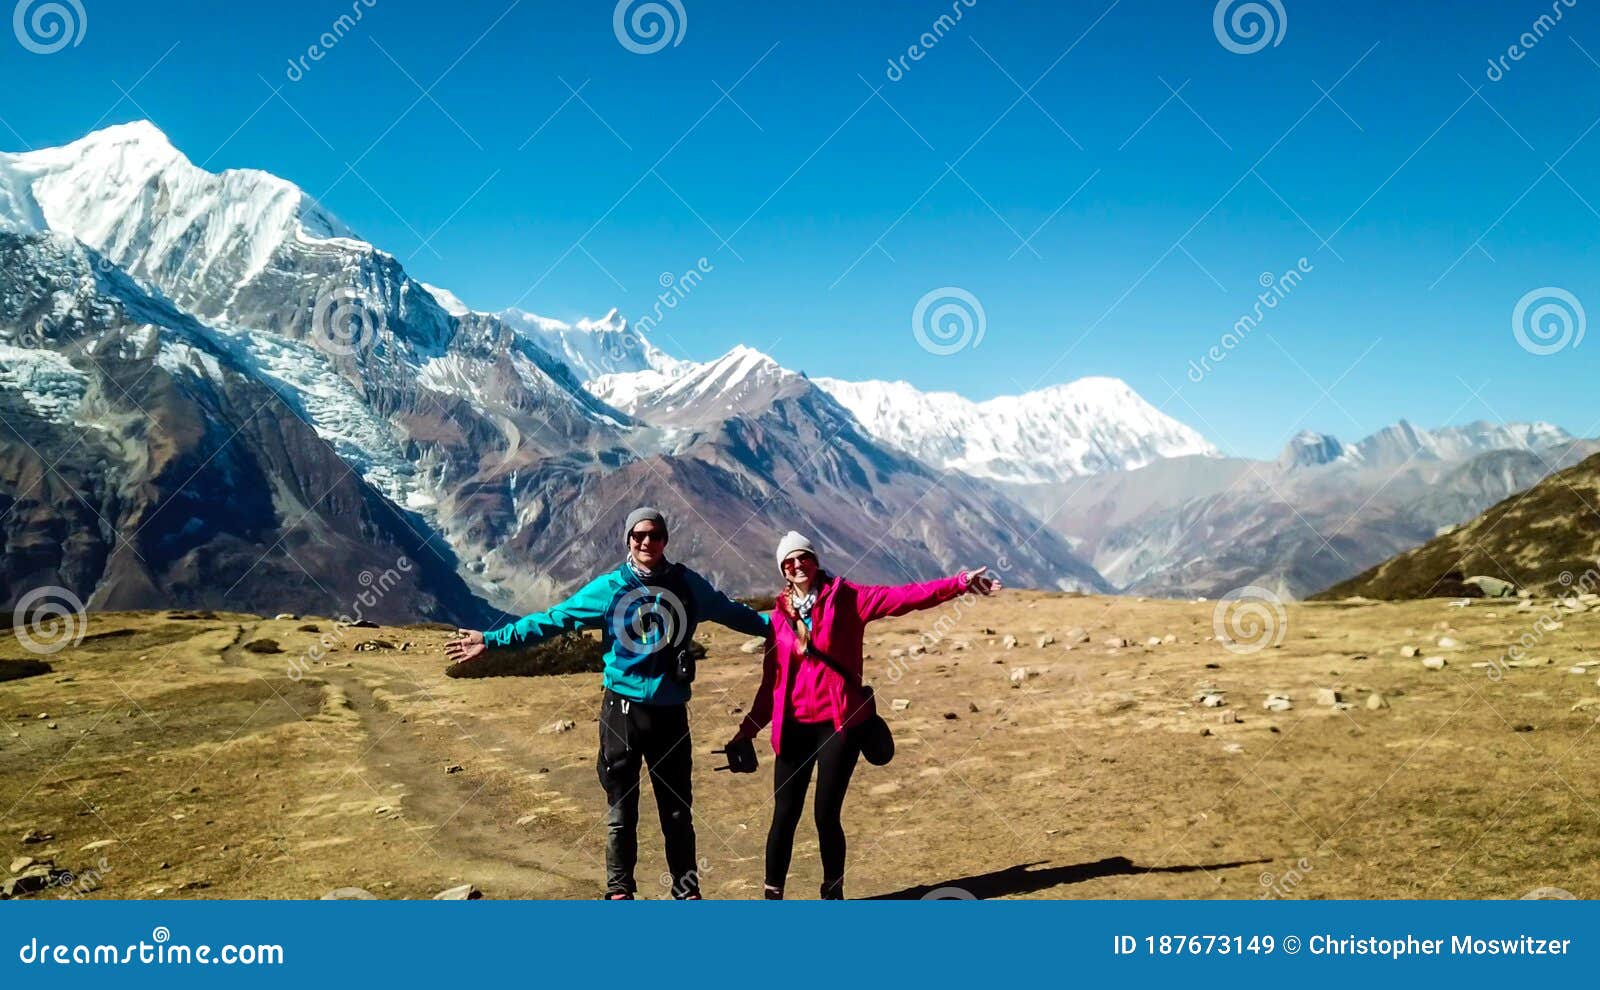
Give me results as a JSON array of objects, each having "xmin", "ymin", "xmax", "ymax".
[{"xmin": 774, "ymin": 531, "xmax": 815, "ymax": 571}]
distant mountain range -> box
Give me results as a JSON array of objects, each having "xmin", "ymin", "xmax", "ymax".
[
  {"xmin": 1316, "ymin": 448, "xmax": 1600, "ymax": 600},
  {"xmin": 0, "ymin": 121, "xmax": 1588, "ymax": 619}
]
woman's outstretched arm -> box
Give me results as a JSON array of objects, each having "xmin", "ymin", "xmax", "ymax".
[{"xmin": 852, "ymin": 566, "xmax": 1000, "ymax": 624}]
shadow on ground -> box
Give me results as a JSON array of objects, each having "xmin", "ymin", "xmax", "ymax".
[{"xmin": 867, "ymin": 856, "xmax": 1272, "ymax": 899}]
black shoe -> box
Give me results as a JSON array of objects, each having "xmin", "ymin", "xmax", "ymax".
[
  {"xmin": 820, "ymin": 878, "xmax": 844, "ymax": 900},
  {"xmin": 763, "ymin": 884, "xmax": 784, "ymax": 900},
  {"xmin": 603, "ymin": 890, "xmax": 635, "ymax": 900}
]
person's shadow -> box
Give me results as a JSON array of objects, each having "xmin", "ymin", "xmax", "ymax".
[{"xmin": 867, "ymin": 856, "xmax": 1271, "ymax": 899}]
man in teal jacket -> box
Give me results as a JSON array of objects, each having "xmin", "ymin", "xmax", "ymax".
[{"xmin": 446, "ymin": 507, "xmax": 769, "ymax": 899}]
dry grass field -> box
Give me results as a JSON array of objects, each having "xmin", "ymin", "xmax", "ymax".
[{"xmin": 3, "ymin": 591, "xmax": 1598, "ymax": 900}]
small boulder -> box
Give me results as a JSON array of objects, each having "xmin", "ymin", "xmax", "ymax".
[
  {"xmin": 1200, "ymin": 694, "xmax": 1226, "ymax": 708},
  {"xmin": 1422, "ymin": 656, "xmax": 1448, "ymax": 670},
  {"xmin": 9, "ymin": 856, "xmax": 36, "ymax": 874},
  {"xmin": 433, "ymin": 884, "xmax": 482, "ymax": 900},
  {"xmin": 444, "ymin": 764, "xmax": 464, "ymax": 774},
  {"xmin": 1104, "ymin": 637, "xmax": 1130, "ymax": 648},
  {"xmin": 1400, "ymin": 645, "xmax": 1419, "ymax": 658},
  {"xmin": 1315, "ymin": 688, "xmax": 1342, "ymax": 707},
  {"xmin": 1009, "ymin": 667, "xmax": 1029, "ymax": 686},
  {"xmin": 1218, "ymin": 709, "xmax": 1240, "ymax": 724},
  {"xmin": 1035, "ymin": 634, "xmax": 1055, "ymax": 648},
  {"xmin": 1263, "ymin": 695, "xmax": 1293, "ymax": 713},
  {"xmin": 1437, "ymin": 636, "xmax": 1460, "ymax": 649},
  {"xmin": 1366, "ymin": 693, "xmax": 1389, "ymax": 710},
  {"xmin": 739, "ymin": 637, "xmax": 765, "ymax": 655},
  {"xmin": 539, "ymin": 720, "xmax": 576, "ymax": 735},
  {"xmin": 890, "ymin": 698, "xmax": 910, "ymax": 712}
]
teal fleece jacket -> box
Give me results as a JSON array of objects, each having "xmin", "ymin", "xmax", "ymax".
[{"xmin": 482, "ymin": 559, "xmax": 769, "ymax": 704}]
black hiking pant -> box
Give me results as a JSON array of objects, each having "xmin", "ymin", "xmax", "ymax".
[
  {"xmin": 764, "ymin": 719, "xmax": 861, "ymax": 898},
  {"xmin": 596, "ymin": 689, "xmax": 698, "ymax": 898}
]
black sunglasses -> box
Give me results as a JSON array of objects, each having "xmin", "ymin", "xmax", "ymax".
[{"xmin": 629, "ymin": 529, "xmax": 666, "ymax": 544}]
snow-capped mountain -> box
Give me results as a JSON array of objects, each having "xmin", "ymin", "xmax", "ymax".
[
  {"xmin": 500, "ymin": 306, "xmax": 683, "ymax": 383},
  {"xmin": 1276, "ymin": 420, "xmax": 1572, "ymax": 472},
  {"xmin": 813, "ymin": 375, "xmax": 1218, "ymax": 484},
  {"xmin": 0, "ymin": 121, "xmax": 1112, "ymax": 612}
]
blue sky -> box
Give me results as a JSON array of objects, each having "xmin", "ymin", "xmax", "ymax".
[{"xmin": 5, "ymin": 0, "xmax": 1599, "ymax": 458}]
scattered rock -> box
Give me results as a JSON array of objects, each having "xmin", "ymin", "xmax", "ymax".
[
  {"xmin": 352, "ymin": 620, "xmax": 379, "ymax": 629},
  {"xmin": 3, "ymin": 866, "xmax": 67, "ymax": 898},
  {"xmin": 516, "ymin": 815, "xmax": 538, "ymax": 827},
  {"xmin": 1568, "ymin": 667, "xmax": 1587, "ymax": 675},
  {"xmin": 739, "ymin": 637, "xmax": 765, "ymax": 655},
  {"xmin": 1462, "ymin": 575, "xmax": 1517, "ymax": 598},
  {"xmin": 1199, "ymin": 728, "xmax": 1213, "ymax": 737},
  {"xmin": 353, "ymin": 639, "xmax": 395, "ymax": 652},
  {"xmin": 890, "ymin": 698, "xmax": 910, "ymax": 712},
  {"xmin": 274, "ymin": 613, "xmax": 298, "ymax": 621},
  {"xmin": 19, "ymin": 829, "xmax": 51, "ymax": 845},
  {"xmin": 1001, "ymin": 634, "xmax": 1018, "ymax": 650},
  {"xmin": 1163, "ymin": 634, "xmax": 1177, "ymax": 644},
  {"xmin": 889, "ymin": 649, "xmax": 906, "ymax": 660},
  {"xmin": 1146, "ymin": 636, "xmax": 1162, "ymax": 647},
  {"xmin": 909, "ymin": 644, "xmax": 927, "ymax": 656},
  {"xmin": 296, "ymin": 623, "xmax": 321, "ymax": 633},
  {"xmin": 433, "ymin": 884, "xmax": 482, "ymax": 900},
  {"xmin": 1035, "ymin": 634, "xmax": 1055, "ymax": 648},
  {"xmin": 943, "ymin": 712, "xmax": 959, "ymax": 720},
  {"xmin": 1570, "ymin": 698, "xmax": 1600, "ymax": 713},
  {"xmin": 539, "ymin": 720, "xmax": 576, "ymax": 735},
  {"xmin": 1366, "ymin": 694, "xmax": 1388, "ymax": 710},
  {"xmin": 79, "ymin": 839, "xmax": 117, "ymax": 852},
  {"xmin": 9, "ymin": 856, "xmax": 36, "ymax": 874},
  {"xmin": 1204, "ymin": 662, "xmax": 1221, "ymax": 670},
  {"xmin": 1200, "ymin": 694, "xmax": 1226, "ymax": 708},
  {"xmin": 1422, "ymin": 656, "xmax": 1447, "ymax": 670},
  {"xmin": 1437, "ymin": 636, "xmax": 1460, "ymax": 649},
  {"xmin": 1065, "ymin": 627, "xmax": 1090, "ymax": 644},
  {"xmin": 1104, "ymin": 637, "xmax": 1130, "ymax": 648},
  {"xmin": 1400, "ymin": 646, "xmax": 1419, "ymax": 658},
  {"xmin": 1513, "ymin": 724, "xmax": 1534, "ymax": 733},
  {"xmin": 445, "ymin": 764, "xmax": 464, "ymax": 774},
  {"xmin": 322, "ymin": 887, "xmax": 377, "ymax": 900},
  {"xmin": 951, "ymin": 640, "xmax": 969, "ymax": 652},
  {"xmin": 1316, "ymin": 688, "xmax": 1343, "ymax": 707},
  {"xmin": 1219, "ymin": 709, "xmax": 1240, "ymax": 724},
  {"xmin": 1263, "ymin": 695, "xmax": 1293, "ymax": 713},
  {"xmin": 1009, "ymin": 667, "xmax": 1029, "ymax": 686},
  {"xmin": 1221, "ymin": 742, "xmax": 1244, "ymax": 754},
  {"xmin": 968, "ymin": 701, "xmax": 980, "ymax": 714}
]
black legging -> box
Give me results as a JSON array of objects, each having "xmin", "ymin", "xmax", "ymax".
[{"xmin": 764, "ymin": 719, "xmax": 861, "ymax": 897}]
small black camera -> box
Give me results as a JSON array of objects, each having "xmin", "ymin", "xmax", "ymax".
[{"xmin": 671, "ymin": 648, "xmax": 696, "ymax": 684}]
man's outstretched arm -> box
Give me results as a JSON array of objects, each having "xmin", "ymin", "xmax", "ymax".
[
  {"xmin": 688, "ymin": 571, "xmax": 770, "ymax": 638},
  {"xmin": 448, "ymin": 573, "xmax": 617, "ymax": 664}
]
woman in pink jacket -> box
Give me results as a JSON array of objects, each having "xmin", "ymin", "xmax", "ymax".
[{"xmin": 728, "ymin": 531, "xmax": 1000, "ymax": 899}]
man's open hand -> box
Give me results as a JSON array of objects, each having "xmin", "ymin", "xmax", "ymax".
[{"xmin": 446, "ymin": 629, "xmax": 487, "ymax": 664}]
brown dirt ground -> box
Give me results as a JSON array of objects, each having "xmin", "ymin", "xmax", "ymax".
[{"xmin": 3, "ymin": 592, "xmax": 1598, "ymax": 900}]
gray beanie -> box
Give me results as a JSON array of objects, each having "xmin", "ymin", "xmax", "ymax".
[
  {"xmin": 625, "ymin": 506, "xmax": 668, "ymax": 539},
  {"xmin": 775, "ymin": 530, "xmax": 815, "ymax": 570}
]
